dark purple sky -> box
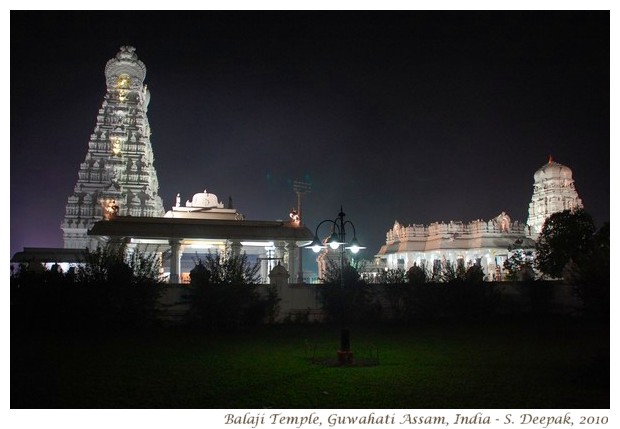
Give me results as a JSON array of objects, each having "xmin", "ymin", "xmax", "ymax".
[{"xmin": 10, "ymin": 11, "xmax": 610, "ymax": 261}]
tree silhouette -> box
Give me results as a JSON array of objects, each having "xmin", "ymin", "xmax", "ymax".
[
  {"xmin": 186, "ymin": 251, "xmax": 275, "ymax": 330},
  {"xmin": 535, "ymin": 209, "xmax": 596, "ymax": 278},
  {"xmin": 11, "ymin": 243, "xmax": 164, "ymax": 331},
  {"xmin": 563, "ymin": 222, "xmax": 610, "ymax": 319}
]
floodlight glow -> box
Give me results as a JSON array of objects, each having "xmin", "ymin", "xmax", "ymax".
[
  {"xmin": 240, "ymin": 241, "xmax": 274, "ymax": 247},
  {"xmin": 346, "ymin": 237, "xmax": 365, "ymax": 254},
  {"xmin": 328, "ymin": 231, "xmax": 341, "ymax": 249},
  {"xmin": 306, "ymin": 236, "xmax": 325, "ymax": 253}
]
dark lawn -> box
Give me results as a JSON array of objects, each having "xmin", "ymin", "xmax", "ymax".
[{"xmin": 11, "ymin": 317, "xmax": 609, "ymax": 409}]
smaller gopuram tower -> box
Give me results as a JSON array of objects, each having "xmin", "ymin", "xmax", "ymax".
[
  {"xmin": 61, "ymin": 46, "xmax": 165, "ymax": 249},
  {"xmin": 526, "ymin": 157, "xmax": 584, "ymax": 238}
]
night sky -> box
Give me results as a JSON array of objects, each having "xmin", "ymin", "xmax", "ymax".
[{"xmin": 10, "ymin": 11, "xmax": 610, "ymax": 266}]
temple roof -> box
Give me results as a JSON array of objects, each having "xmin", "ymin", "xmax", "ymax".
[
  {"xmin": 534, "ymin": 159, "xmax": 573, "ymax": 182},
  {"xmin": 11, "ymin": 248, "xmax": 87, "ymax": 263},
  {"xmin": 88, "ymin": 216, "xmax": 314, "ymax": 242},
  {"xmin": 104, "ymin": 45, "xmax": 147, "ymax": 86}
]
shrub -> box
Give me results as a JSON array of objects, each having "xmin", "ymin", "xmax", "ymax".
[
  {"xmin": 320, "ymin": 261, "xmax": 380, "ymax": 324},
  {"xmin": 11, "ymin": 243, "xmax": 165, "ymax": 332},
  {"xmin": 185, "ymin": 251, "xmax": 278, "ymax": 330}
]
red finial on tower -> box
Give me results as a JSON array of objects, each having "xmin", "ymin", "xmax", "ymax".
[{"xmin": 548, "ymin": 154, "xmax": 553, "ymax": 164}]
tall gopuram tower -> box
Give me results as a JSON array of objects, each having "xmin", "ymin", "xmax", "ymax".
[
  {"xmin": 61, "ymin": 46, "xmax": 165, "ymax": 249},
  {"xmin": 526, "ymin": 157, "xmax": 584, "ymax": 238}
]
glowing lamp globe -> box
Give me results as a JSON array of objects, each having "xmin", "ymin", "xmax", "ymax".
[
  {"xmin": 308, "ymin": 236, "xmax": 325, "ymax": 253},
  {"xmin": 328, "ymin": 231, "xmax": 341, "ymax": 249},
  {"xmin": 346, "ymin": 237, "xmax": 365, "ymax": 254}
]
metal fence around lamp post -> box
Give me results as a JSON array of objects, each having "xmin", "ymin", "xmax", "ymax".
[{"xmin": 305, "ymin": 207, "xmax": 365, "ymax": 364}]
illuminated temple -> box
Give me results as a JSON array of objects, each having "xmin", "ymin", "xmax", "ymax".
[
  {"xmin": 526, "ymin": 158, "xmax": 584, "ymax": 237},
  {"xmin": 14, "ymin": 46, "xmax": 585, "ymax": 286},
  {"xmin": 375, "ymin": 158, "xmax": 584, "ymax": 280},
  {"xmin": 61, "ymin": 46, "xmax": 165, "ymax": 249},
  {"xmin": 53, "ymin": 46, "xmax": 313, "ymax": 283}
]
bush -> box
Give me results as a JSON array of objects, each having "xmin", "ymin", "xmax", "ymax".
[
  {"xmin": 320, "ymin": 261, "xmax": 381, "ymax": 324},
  {"xmin": 184, "ymin": 251, "xmax": 278, "ymax": 330},
  {"xmin": 11, "ymin": 243, "xmax": 165, "ymax": 332},
  {"xmin": 377, "ymin": 264, "xmax": 497, "ymax": 322}
]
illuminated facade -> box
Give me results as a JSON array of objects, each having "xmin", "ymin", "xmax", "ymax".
[
  {"xmin": 88, "ymin": 214, "xmax": 312, "ymax": 284},
  {"xmin": 526, "ymin": 157, "xmax": 584, "ymax": 237},
  {"xmin": 375, "ymin": 213, "xmax": 535, "ymax": 281},
  {"xmin": 376, "ymin": 159, "xmax": 584, "ymax": 281},
  {"xmin": 61, "ymin": 46, "xmax": 165, "ymax": 249},
  {"xmin": 155, "ymin": 189, "xmax": 307, "ymax": 283}
]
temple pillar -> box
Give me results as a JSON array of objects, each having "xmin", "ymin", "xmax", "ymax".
[
  {"xmin": 169, "ymin": 239, "xmax": 183, "ymax": 284},
  {"xmin": 287, "ymin": 241, "xmax": 298, "ymax": 283},
  {"xmin": 260, "ymin": 249, "xmax": 271, "ymax": 284}
]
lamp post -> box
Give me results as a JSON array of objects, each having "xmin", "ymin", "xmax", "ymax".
[{"xmin": 306, "ymin": 206, "xmax": 365, "ymax": 364}]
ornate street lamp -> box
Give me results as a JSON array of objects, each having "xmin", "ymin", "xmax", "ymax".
[{"xmin": 306, "ymin": 206, "xmax": 365, "ymax": 364}]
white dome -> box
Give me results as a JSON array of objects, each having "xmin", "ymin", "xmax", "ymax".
[
  {"xmin": 191, "ymin": 191, "xmax": 220, "ymax": 208},
  {"xmin": 534, "ymin": 159, "xmax": 573, "ymax": 182}
]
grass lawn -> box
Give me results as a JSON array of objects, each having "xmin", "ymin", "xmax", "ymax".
[{"xmin": 11, "ymin": 316, "xmax": 609, "ymax": 409}]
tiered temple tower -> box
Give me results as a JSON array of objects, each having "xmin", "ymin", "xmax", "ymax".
[
  {"xmin": 526, "ymin": 157, "xmax": 584, "ymax": 237},
  {"xmin": 61, "ymin": 46, "xmax": 165, "ymax": 249}
]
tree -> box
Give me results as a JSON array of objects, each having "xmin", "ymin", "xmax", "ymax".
[
  {"xmin": 11, "ymin": 243, "xmax": 165, "ymax": 331},
  {"xmin": 320, "ymin": 260, "xmax": 378, "ymax": 323},
  {"xmin": 186, "ymin": 250, "xmax": 275, "ymax": 330},
  {"xmin": 563, "ymin": 222, "xmax": 609, "ymax": 319},
  {"xmin": 378, "ymin": 268, "xmax": 407, "ymax": 284},
  {"xmin": 444, "ymin": 264, "xmax": 495, "ymax": 319},
  {"xmin": 535, "ymin": 209, "xmax": 596, "ymax": 278},
  {"xmin": 503, "ymin": 249, "xmax": 535, "ymax": 281},
  {"xmin": 406, "ymin": 264, "xmax": 428, "ymax": 285},
  {"xmin": 378, "ymin": 268, "xmax": 409, "ymax": 322},
  {"xmin": 73, "ymin": 243, "xmax": 165, "ymax": 329},
  {"xmin": 193, "ymin": 250, "xmax": 261, "ymax": 284},
  {"xmin": 462, "ymin": 264, "xmax": 485, "ymax": 284}
]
